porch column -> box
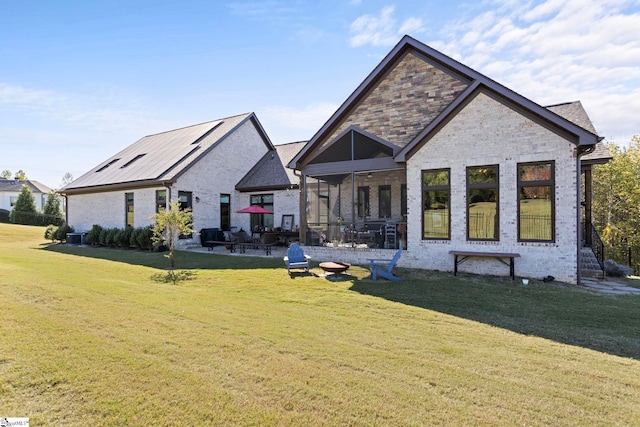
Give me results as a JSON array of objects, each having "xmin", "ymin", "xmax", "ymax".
[{"xmin": 584, "ymin": 168, "xmax": 593, "ymax": 247}]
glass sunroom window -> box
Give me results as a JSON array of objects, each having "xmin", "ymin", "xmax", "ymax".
[
  {"xmin": 518, "ymin": 161, "xmax": 554, "ymax": 242},
  {"xmin": 467, "ymin": 165, "xmax": 499, "ymax": 240},
  {"xmin": 125, "ymin": 193, "xmax": 134, "ymax": 227},
  {"xmin": 422, "ymin": 169, "xmax": 450, "ymax": 239}
]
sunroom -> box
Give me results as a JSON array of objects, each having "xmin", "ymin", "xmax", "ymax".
[{"xmin": 300, "ymin": 126, "xmax": 407, "ymax": 249}]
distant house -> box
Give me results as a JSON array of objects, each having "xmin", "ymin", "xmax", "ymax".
[
  {"xmin": 61, "ymin": 113, "xmax": 302, "ymax": 244},
  {"xmin": 0, "ymin": 178, "xmax": 54, "ymax": 213},
  {"xmin": 288, "ymin": 35, "xmax": 611, "ymax": 284}
]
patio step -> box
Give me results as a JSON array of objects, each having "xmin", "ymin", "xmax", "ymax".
[{"xmin": 581, "ymin": 248, "xmax": 604, "ymax": 278}]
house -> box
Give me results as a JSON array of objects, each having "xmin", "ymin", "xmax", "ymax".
[
  {"xmin": 0, "ymin": 178, "xmax": 54, "ymax": 213},
  {"xmin": 288, "ymin": 35, "xmax": 610, "ymax": 284},
  {"xmin": 61, "ymin": 113, "xmax": 302, "ymax": 245}
]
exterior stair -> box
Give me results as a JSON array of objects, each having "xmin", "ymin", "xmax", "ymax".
[{"xmin": 581, "ymin": 247, "xmax": 604, "ymax": 278}]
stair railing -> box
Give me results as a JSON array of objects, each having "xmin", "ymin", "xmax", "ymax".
[{"xmin": 589, "ymin": 223, "xmax": 605, "ymax": 271}]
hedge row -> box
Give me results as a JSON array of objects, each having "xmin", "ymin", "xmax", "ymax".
[
  {"xmin": 85, "ymin": 224, "xmax": 156, "ymax": 251},
  {"xmin": 11, "ymin": 210, "xmax": 64, "ymax": 226}
]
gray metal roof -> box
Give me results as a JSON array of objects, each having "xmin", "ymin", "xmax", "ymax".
[
  {"xmin": 62, "ymin": 113, "xmax": 265, "ymax": 193},
  {"xmin": 0, "ymin": 179, "xmax": 53, "ymax": 194},
  {"xmin": 235, "ymin": 141, "xmax": 306, "ymax": 192}
]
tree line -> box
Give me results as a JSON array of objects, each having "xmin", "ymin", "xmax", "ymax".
[{"xmin": 592, "ymin": 135, "xmax": 640, "ymax": 273}]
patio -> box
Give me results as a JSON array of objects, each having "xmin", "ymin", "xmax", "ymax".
[{"xmin": 187, "ymin": 240, "xmax": 406, "ymax": 271}]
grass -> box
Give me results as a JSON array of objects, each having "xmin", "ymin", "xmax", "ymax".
[{"xmin": 1, "ymin": 223, "xmax": 640, "ymax": 425}]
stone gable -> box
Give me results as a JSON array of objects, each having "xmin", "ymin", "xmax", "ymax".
[{"xmin": 322, "ymin": 51, "xmax": 468, "ymax": 150}]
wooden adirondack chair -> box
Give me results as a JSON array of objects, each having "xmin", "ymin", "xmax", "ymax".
[
  {"xmin": 369, "ymin": 247, "xmax": 402, "ymax": 281},
  {"xmin": 284, "ymin": 243, "xmax": 311, "ymax": 274}
]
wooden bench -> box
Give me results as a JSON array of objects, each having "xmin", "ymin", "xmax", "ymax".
[
  {"xmin": 205, "ymin": 240, "xmax": 238, "ymax": 253},
  {"xmin": 449, "ymin": 250, "xmax": 521, "ymax": 280},
  {"xmin": 240, "ymin": 242, "xmax": 277, "ymax": 255}
]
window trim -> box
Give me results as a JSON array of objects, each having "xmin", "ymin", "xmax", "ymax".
[
  {"xmin": 466, "ymin": 164, "xmax": 499, "ymax": 241},
  {"xmin": 178, "ymin": 191, "xmax": 193, "ymax": 238},
  {"xmin": 517, "ymin": 161, "xmax": 555, "ymax": 242},
  {"xmin": 125, "ymin": 192, "xmax": 134, "ymax": 228},
  {"xmin": 155, "ymin": 190, "xmax": 167, "ymax": 213},
  {"xmin": 220, "ymin": 193, "xmax": 231, "ymax": 231},
  {"xmin": 249, "ymin": 193, "xmax": 274, "ymax": 230},
  {"xmin": 421, "ymin": 168, "xmax": 451, "ymax": 240}
]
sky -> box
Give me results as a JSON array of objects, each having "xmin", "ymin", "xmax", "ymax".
[{"xmin": 1, "ymin": 0, "xmax": 639, "ymax": 188}]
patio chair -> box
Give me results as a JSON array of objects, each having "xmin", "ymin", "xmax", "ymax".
[
  {"xmin": 368, "ymin": 247, "xmax": 402, "ymax": 281},
  {"xmin": 284, "ymin": 243, "xmax": 311, "ymax": 274}
]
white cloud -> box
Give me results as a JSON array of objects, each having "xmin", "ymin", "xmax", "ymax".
[
  {"xmin": 0, "ymin": 82, "xmax": 158, "ymax": 134},
  {"xmin": 260, "ymin": 102, "xmax": 339, "ymax": 143},
  {"xmin": 432, "ymin": 0, "xmax": 640, "ymax": 141},
  {"xmin": 349, "ymin": 6, "xmax": 425, "ymax": 47}
]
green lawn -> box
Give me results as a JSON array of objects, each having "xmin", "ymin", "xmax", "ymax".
[{"xmin": 1, "ymin": 223, "xmax": 639, "ymax": 425}]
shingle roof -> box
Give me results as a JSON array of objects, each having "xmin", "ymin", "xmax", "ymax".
[
  {"xmin": 62, "ymin": 113, "xmax": 267, "ymax": 193},
  {"xmin": 0, "ymin": 179, "xmax": 53, "ymax": 194},
  {"xmin": 546, "ymin": 101, "xmax": 611, "ymax": 164},
  {"xmin": 235, "ymin": 141, "xmax": 306, "ymax": 192},
  {"xmin": 546, "ymin": 101, "xmax": 598, "ymax": 134}
]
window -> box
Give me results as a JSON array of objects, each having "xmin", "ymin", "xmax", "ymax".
[
  {"xmin": 357, "ymin": 186, "xmax": 370, "ymax": 218},
  {"xmin": 250, "ymin": 194, "xmax": 274, "ymax": 230},
  {"xmin": 378, "ymin": 185, "xmax": 391, "ymax": 219},
  {"xmin": 518, "ymin": 161, "xmax": 554, "ymax": 242},
  {"xmin": 9, "ymin": 196, "xmax": 17, "ymax": 207},
  {"xmin": 467, "ymin": 165, "xmax": 499, "ymax": 240},
  {"xmin": 125, "ymin": 193, "xmax": 134, "ymax": 227},
  {"xmin": 178, "ymin": 191, "xmax": 192, "ymax": 211},
  {"xmin": 178, "ymin": 191, "xmax": 193, "ymax": 238},
  {"xmin": 155, "ymin": 190, "xmax": 167, "ymax": 213},
  {"xmin": 220, "ymin": 194, "xmax": 231, "ymax": 231},
  {"xmin": 422, "ymin": 169, "xmax": 450, "ymax": 239}
]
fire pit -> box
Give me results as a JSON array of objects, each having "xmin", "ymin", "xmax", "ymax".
[{"xmin": 319, "ymin": 261, "xmax": 351, "ymax": 277}]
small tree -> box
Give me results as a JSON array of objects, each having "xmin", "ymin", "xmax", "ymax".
[
  {"xmin": 151, "ymin": 201, "xmax": 194, "ymax": 271},
  {"xmin": 60, "ymin": 172, "xmax": 74, "ymax": 187},
  {"xmin": 14, "ymin": 170, "xmax": 27, "ymax": 181},
  {"xmin": 1, "ymin": 170, "xmax": 11, "ymax": 179},
  {"xmin": 43, "ymin": 192, "xmax": 62, "ymax": 215},
  {"xmin": 10, "ymin": 184, "xmax": 37, "ymax": 224}
]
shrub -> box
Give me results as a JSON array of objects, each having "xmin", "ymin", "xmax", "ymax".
[
  {"xmin": 99, "ymin": 228, "xmax": 109, "ymax": 246},
  {"xmin": 135, "ymin": 226, "xmax": 155, "ymax": 250},
  {"xmin": 86, "ymin": 225, "xmax": 103, "ymax": 246},
  {"xmin": 54, "ymin": 223, "xmax": 74, "ymax": 242},
  {"xmin": 105, "ymin": 228, "xmax": 119, "ymax": 247},
  {"xmin": 44, "ymin": 224, "xmax": 58, "ymax": 241},
  {"xmin": 118, "ymin": 227, "xmax": 133, "ymax": 248}
]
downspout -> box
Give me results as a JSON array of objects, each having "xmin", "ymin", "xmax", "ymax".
[
  {"xmin": 163, "ymin": 182, "xmax": 172, "ymax": 208},
  {"xmin": 576, "ymin": 144, "xmax": 596, "ymax": 286}
]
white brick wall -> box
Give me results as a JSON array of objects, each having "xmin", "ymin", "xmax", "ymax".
[
  {"xmin": 67, "ymin": 187, "xmax": 163, "ymax": 231},
  {"xmin": 405, "ymin": 92, "xmax": 580, "ymax": 283},
  {"xmin": 66, "ymin": 119, "xmax": 299, "ymax": 248},
  {"xmin": 174, "ymin": 119, "xmax": 269, "ymax": 238}
]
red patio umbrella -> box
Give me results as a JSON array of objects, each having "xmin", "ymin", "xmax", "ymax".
[{"xmin": 236, "ymin": 205, "xmax": 274, "ymax": 214}]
